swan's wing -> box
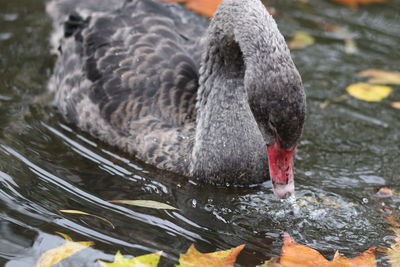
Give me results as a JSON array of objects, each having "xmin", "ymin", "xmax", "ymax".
[{"xmin": 50, "ymin": 0, "xmax": 207, "ymax": 133}]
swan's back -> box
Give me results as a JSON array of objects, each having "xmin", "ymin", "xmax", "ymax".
[{"xmin": 48, "ymin": 0, "xmax": 208, "ymax": 173}]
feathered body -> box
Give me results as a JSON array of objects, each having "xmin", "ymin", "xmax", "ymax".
[{"xmin": 47, "ymin": 0, "xmax": 306, "ymax": 193}]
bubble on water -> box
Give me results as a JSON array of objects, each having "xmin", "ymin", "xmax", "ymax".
[
  {"xmin": 204, "ymin": 203, "xmax": 214, "ymax": 212},
  {"xmin": 362, "ymin": 198, "xmax": 369, "ymax": 204},
  {"xmin": 191, "ymin": 199, "xmax": 197, "ymax": 208}
]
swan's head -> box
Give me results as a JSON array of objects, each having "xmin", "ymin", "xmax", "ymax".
[{"xmin": 247, "ymin": 66, "xmax": 306, "ymax": 199}]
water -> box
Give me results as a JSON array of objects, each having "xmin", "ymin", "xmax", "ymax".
[{"xmin": 0, "ymin": 0, "xmax": 399, "ymax": 266}]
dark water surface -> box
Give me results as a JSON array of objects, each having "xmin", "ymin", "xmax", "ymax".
[{"xmin": 0, "ymin": 0, "xmax": 399, "ymax": 266}]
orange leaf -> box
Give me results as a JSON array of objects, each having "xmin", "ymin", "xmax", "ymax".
[
  {"xmin": 278, "ymin": 233, "xmax": 376, "ymax": 267},
  {"xmin": 330, "ymin": 0, "xmax": 389, "ymax": 8},
  {"xmin": 161, "ymin": 0, "xmax": 222, "ymax": 17},
  {"xmin": 332, "ymin": 247, "xmax": 376, "ymax": 267},
  {"xmin": 161, "ymin": 0, "xmax": 275, "ymax": 17},
  {"xmin": 177, "ymin": 244, "xmax": 245, "ymax": 267},
  {"xmin": 391, "ymin": 102, "xmax": 400, "ymax": 109}
]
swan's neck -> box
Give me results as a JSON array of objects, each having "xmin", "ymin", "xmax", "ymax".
[{"xmin": 191, "ymin": 0, "xmax": 289, "ymax": 184}]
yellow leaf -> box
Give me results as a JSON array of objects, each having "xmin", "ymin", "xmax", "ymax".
[
  {"xmin": 346, "ymin": 83, "xmax": 392, "ymax": 102},
  {"xmin": 98, "ymin": 251, "xmax": 162, "ymax": 267},
  {"xmin": 109, "ymin": 200, "xmax": 177, "ymax": 210},
  {"xmin": 386, "ymin": 228, "xmax": 400, "ymax": 266},
  {"xmin": 288, "ymin": 31, "xmax": 315, "ymax": 50},
  {"xmin": 36, "ymin": 233, "xmax": 94, "ymax": 267},
  {"xmin": 358, "ymin": 69, "xmax": 400, "ymax": 85},
  {"xmin": 60, "ymin": 209, "xmax": 115, "ymax": 229},
  {"xmin": 277, "ymin": 233, "xmax": 376, "ymax": 267},
  {"xmin": 177, "ymin": 244, "xmax": 245, "ymax": 267}
]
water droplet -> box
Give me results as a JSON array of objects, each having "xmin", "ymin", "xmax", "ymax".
[
  {"xmin": 191, "ymin": 199, "xmax": 197, "ymax": 208},
  {"xmin": 362, "ymin": 198, "xmax": 368, "ymax": 204}
]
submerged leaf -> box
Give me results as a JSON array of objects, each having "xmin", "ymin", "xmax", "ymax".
[
  {"xmin": 177, "ymin": 244, "xmax": 245, "ymax": 267},
  {"xmin": 288, "ymin": 31, "xmax": 315, "ymax": 50},
  {"xmin": 36, "ymin": 233, "xmax": 94, "ymax": 267},
  {"xmin": 358, "ymin": 69, "xmax": 400, "ymax": 85},
  {"xmin": 98, "ymin": 251, "xmax": 162, "ymax": 267},
  {"xmin": 346, "ymin": 83, "xmax": 392, "ymax": 102},
  {"xmin": 60, "ymin": 209, "xmax": 115, "ymax": 229},
  {"xmin": 109, "ymin": 200, "xmax": 177, "ymax": 210}
]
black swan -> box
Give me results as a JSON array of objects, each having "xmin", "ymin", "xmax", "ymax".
[{"xmin": 47, "ymin": 0, "xmax": 306, "ymax": 199}]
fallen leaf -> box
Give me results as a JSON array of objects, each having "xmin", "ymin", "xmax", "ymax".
[
  {"xmin": 320, "ymin": 95, "xmax": 349, "ymax": 109},
  {"xmin": 330, "ymin": 0, "xmax": 389, "ymax": 8},
  {"xmin": 358, "ymin": 69, "xmax": 400, "ymax": 85},
  {"xmin": 277, "ymin": 233, "xmax": 376, "ymax": 267},
  {"xmin": 391, "ymin": 102, "xmax": 400, "ymax": 109},
  {"xmin": 109, "ymin": 200, "xmax": 177, "ymax": 210},
  {"xmin": 346, "ymin": 83, "xmax": 392, "ymax": 102},
  {"xmin": 331, "ymin": 248, "xmax": 377, "ymax": 267},
  {"xmin": 60, "ymin": 209, "xmax": 115, "ymax": 229},
  {"xmin": 288, "ymin": 31, "xmax": 315, "ymax": 50},
  {"xmin": 162, "ymin": 0, "xmax": 221, "ymax": 17},
  {"xmin": 257, "ymin": 258, "xmax": 284, "ymax": 266},
  {"xmin": 36, "ymin": 233, "xmax": 94, "ymax": 267},
  {"xmin": 344, "ymin": 38, "xmax": 357, "ymax": 54},
  {"xmin": 161, "ymin": 0, "xmax": 276, "ymax": 17},
  {"xmin": 177, "ymin": 244, "xmax": 245, "ymax": 267},
  {"xmin": 98, "ymin": 251, "xmax": 162, "ymax": 267},
  {"xmin": 386, "ymin": 228, "xmax": 400, "ymax": 266},
  {"xmin": 376, "ymin": 187, "xmax": 393, "ymax": 197}
]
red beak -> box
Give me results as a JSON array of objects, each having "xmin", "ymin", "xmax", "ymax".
[{"xmin": 267, "ymin": 140, "xmax": 296, "ymax": 199}]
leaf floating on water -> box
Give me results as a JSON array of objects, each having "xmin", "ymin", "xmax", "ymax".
[
  {"xmin": 161, "ymin": 0, "xmax": 221, "ymax": 17},
  {"xmin": 288, "ymin": 31, "xmax": 315, "ymax": 50},
  {"xmin": 344, "ymin": 38, "xmax": 358, "ymax": 54},
  {"xmin": 346, "ymin": 83, "xmax": 392, "ymax": 102},
  {"xmin": 384, "ymin": 228, "xmax": 400, "ymax": 267},
  {"xmin": 330, "ymin": 0, "xmax": 389, "ymax": 8},
  {"xmin": 376, "ymin": 187, "xmax": 394, "ymax": 197},
  {"xmin": 36, "ymin": 233, "xmax": 94, "ymax": 267},
  {"xmin": 177, "ymin": 244, "xmax": 245, "ymax": 267},
  {"xmin": 161, "ymin": 0, "xmax": 276, "ymax": 17},
  {"xmin": 98, "ymin": 251, "xmax": 162, "ymax": 267},
  {"xmin": 358, "ymin": 69, "xmax": 400, "ymax": 85},
  {"xmin": 391, "ymin": 102, "xmax": 400, "ymax": 109},
  {"xmin": 260, "ymin": 233, "xmax": 376, "ymax": 267},
  {"xmin": 109, "ymin": 200, "xmax": 178, "ymax": 210},
  {"xmin": 60, "ymin": 209, "xmax": 115, "ymax": 229}
]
